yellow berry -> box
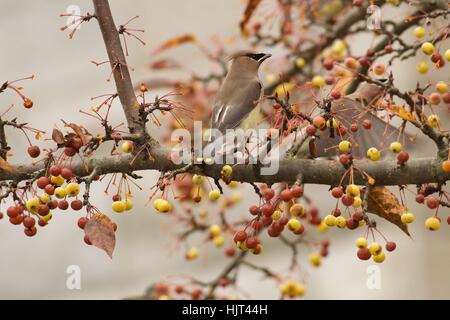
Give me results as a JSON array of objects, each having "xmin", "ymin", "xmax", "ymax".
[
  {"xmin": 338, "ymin": 140, "xmax": 351, "ymax": 152},
  {"xmin": 121, "ymin": 141, "xmax": 134, "ymax": 153},
  {"xmin": 442, "ymin": 160, "xmax": 450, "ymax": 173},
  {"xmin": 26, "ymin": 197, "xmax": 40, "ymax": 212},
  {"xmin": 42, "ymin": 212, "xmax": 53, "ymax": 223},
  {"xmin": 401, "ymin": 212, "xmax": 415, "ymax": 224},
  {"xmin": 124, "ymin": 198, "xmax": 133, "ymax": 211},
  {"xmin": 54, "ymin": 187, "xmax": 67, "ymax": 199},
  {"xmin": 40, "ymin": 193, "xmax": 51, "ymax": 204},
  {"xmin": 425, "ymin": 216, "xmax": 440, "ymax": 231},
  {"xmin": 213, "ymin": 236, "xmax": 225, "ymax": 247},
  {"xmin": 436, "ymin": 81, "xmax": 448, "ymax": 94},
  {"xmin": 112, "ymin": 200, "xmax": 126, "ymax": 213},
  {"xmin": 192, "ymin": 174, "xmax": 204, "ymax": 185},
  {"xmin": 230, "ymin": 192, "xmax": 241, "ymax": 203},
  {"xmin": 352, "ymin": 196, "xmax": 362, "ymax": 208},
  {"xmin": 51, "ymin": 175, "xmax": 65, "ymax": 186},
  {"xmin": 309, "ymin": 252, "xmax": 322, "ymax": 267},
  {"xmin": 389, "ymin": 141, "xmax": 402, "ymax": 153},
  {"xmin": 312, "ymin": 75, "xmax": 325, "ymax": 88},
  {"xmin": 367, "ymin": 147, "xmax": 381, "ymax": 161},
  {"xmin": 266, "ymin": 73, "xmax": 277, "ymax": 84},
  {"xmin": 416, "ymin": 61, "xmax": 429, "ymax": 74},
  {"xmin": 332, "ymin": 40, "xmax": 346, "ymax": 55},
  {"xmin": 414, "ymin": 26, "xmax": 425, "ymax": 39},
  {"xmin": 427, "ymin": 114, "xmax": 440, "ymax": 128},
  {"xmin": 317, "ymin": 221, "xmax": 329, "ymax": 233},
  {"xmin": 209, "ymin": 224, "xmax": 221, "ymax": 237},
  {"xmin": 445, "ymin": 49, "xmax": 450, "ymax": 62},
  {"xmin": 356, "ymin": 237, "xmax": 368, "ymax": 248},
  {"xmin": 186, "ymin": 247, "xmax": 200, "ymax": 260},
  {"xmin": 295, "ymin": 57, "xmax": 306, "ymax": 69},
  {"xmin": 236, "ymin": 241, "xmax": 248, "ymax": 251},
  {"xmin": 65, "ymin": 182, "xmax": 80, "ymax": 197},
  {"xmin": 154, "ymin": 198, "xmax": 171, "ymax": 213},
  {"xmin": 274, "ymin": 82, "xmax": 295, "ymax": 98},
  {"xmin": 326, "ymin": 118, "xmax": 340, "ymax": 129},
  {"xmin": 221, "ymin": 165, "xmax": 233, "ymax": 177},
  {"xmin": 346, "ymin": 184, "xmax": 360, "ymax": 197},
  {"xmin": 369, "ymin": 242, "xmax": 382, "ymax": 256},
  {"xmin": 272, "ymin": 210, "xmax": 282, "ymax": 220},
  {"xmin": 372, "ymin": 251, "xmax": 385, "ymax": 263},
  {"xmin": 281, "ymin": 280, "xmax": 305, "ymax": 298},
  {"xmin": 386, "ymin": 0, "xmax": 399, "ymax": 5},
  {"xmin": 335, "ymin": 216, "xmax": 347, "ymax": 228},
  {"xmin": 289, "ymin": 203, "xmax": 305, "ymax": 217},
  {"xmin": 208, "ymin": 189, "xmax": 221, "ymax": 201},
  {"xmin": 288, "ymin": 218, "xmax": 302, "ymax": 231},
  {"xmin": 228, "ymin": 181, "xmax": 239, "ymax": 188},
  {"xmin": 324, "ymin": 214, "xmax": 336, "ymax": 227},
  {"xmin": 158, "ymin": 295, "xmax": 171, "ymax": 300},
  {"xmin": 421, "ymin": 42, "xmax": 435, "ymax": 55}
]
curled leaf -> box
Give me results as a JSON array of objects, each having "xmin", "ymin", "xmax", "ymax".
[
  {"xmin": 52, "ymin": 128, "xmax": 65, "ymax": 145},
  {"xmin": 150, "ymin": 34, "xmax": 196, "ymax": 56},
  {"xmin": 367, "ymin": 186, "xmax": 410, "ymax": 237},
  {"xmin": 386, "ymin": 105, "xmax": 418, "ymax": 123},
  {"xmin": 84, "ymin": 214, "xmax": 116, "ymax": 258}
]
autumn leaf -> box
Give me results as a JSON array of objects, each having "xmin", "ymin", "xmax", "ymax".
[
  {"xmin": 367, "ymin": 186, "xmax": 410, "ymax": 237},
  {"xmin": 52, "ymin": 128, "xmax": 65, "ymax": 145},
  {"xmin": 84, "ymin": 214, "xmax": 116, "ymax": 258},
  {"xmin": 0, "ymin": 156, "xmax": 17, "ymax": 173},
  {"xmin": 149, "ymin": 59, "xmax": 182, "ymax": 70},
  {"xmin": 240, "ymin": 0, "xmax": 262, "ymax": 36},
  {"xmin": 66, "ymin": 123, "xmax": 89, "ymax": 145},
  {"xmin": 386, "ymin": 105, "xmax": 418, "ymax": 123},
  {"xmin": 150, "ymin": 34, "xmax": 196, "ymax": 56}
]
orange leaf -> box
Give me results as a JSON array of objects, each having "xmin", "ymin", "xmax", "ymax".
[
  {"xmin": 367, "ymin": 186, "xmax": 410, "ymax": 237},
  {"xmin": 0, "ymin": 156, "xmax": 17, "ymax": 173},
  {"xmin": 240, "ymin": 0, "xmax": 262, "ymax": 36},
  {"xmin": 84, "ymin": 213, "xmax": 116, "ymax": 258},
  {"xmin": 386, "ymin": 105, "xmax": 417, "ymax": 123},
  {"xmin": 150, "ymin": 34, "xmax": 196, "ymax": 56},
  {"xmin": 67, "ymin": 123, "xmax": 89, "ymax": 145}
]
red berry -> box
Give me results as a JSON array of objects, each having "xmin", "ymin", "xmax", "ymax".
[
  {"xmin": 397, "ymin": 151, "xmax": 409, "ymax": 164},
  {"xmin": 353, "ymin": 0, "xmax": 363, "ymax": 6},
  {"xmin": 426, "ymin": 197, "xmax": 440, "ymax": 209},
  {"xmin": 61, "ymin": 167, "xmax": 73, "ymax": 180},
  {"xmin": 384, "ymin": 44, "xmax": 393, "ymax": 53},
  {"xmin": 249, "ymin": 205, "xmax": 260, "ymax": 216},
  {"xmin": 359, "ymin": 56, "xmax": 370, "ymax": 66},
  {"xmin": 78, "ymin": 217, "xmax": 88, "ymax": 229},
  {"xmin": 225, "ymin": 247, "xmax": 235, "ymax": 257},
  {"xmin": 279, "ymin": 216, "xmax": 289, "ymax": 225},
  {"xmin": 447, "ymin": 216, "xmax": 450, "ymax": 225},
  {"xmin": 49, "ymin": 165, "xmax": 61, "ymax": 176},
  {"xmin": 357, "ymin": 247, "xmax": 371, "ymax": 260},
  {"xmin": 352, "ymin": 210, "xmax": 363, "ymax": 221},
  {"xmin": 291, "ymin": 185, "xmax": 304, "ymax": 198},
  {"xmin": 366, "ymin": 48, "xmax": 375, "ymax": 57},
  {"xmin": 64, "ymin": 147, "xmax": 77, "ymax": 157},
  {"xmin": 341, "ymin": 195, "xmax": 354, "ymax": 206},
  {"xmin": 350, "ymin": 123, "xmax": 358, "ymax": 132},
  {"xmin": 263, "ymin": 188, "xmax": 275, "ymax": 201},
  {"xmin": 69, "ymin": 137, "xmax": 83, "ymax": 150},
  {"xmin": 47, "ymin": 199, "xmax": 58, "ymax": 210},
  {"xmin": 245, "ymin": 237, "xmax": 258, "ymax": 249},
  {"xmin": 24, "ymin": 226, "xmax": 37, "ymax": 237},
  {"xmin": 44, "ymin": 184, "xmax": 55, "ymax": 195},
  {"xmin": 339, "ymin": 154, "xmax": 351, "ymax": 166},
  {"xmin": 309, "ymin": 215, "xmax": 322, "ymax": 225},
  {"xmin": 37, "ymin": 177, "xmax": 50, "ymax": 189},
  {"xmin": 252, "ymin": 220, "xmax": 264, "ymax": 231},
  {"xmin": 111, "ymin": 222, "xmax": 118, "ymax": 232},
  {"xmin": 84, "ymin": 235, "xmax": 92, "ymax": 245},
  {"xmin": 331, "ymin": 187, "xmax": 343, "ymax": 198},
  {"xmin": 309, "ymin": 206, "xmax": 319, "ymax": 217},
  {"xmin": 293, "ymin": 224, "xmax": 305, "ymax": 234},
  {"xmin": 362, "ymin": 119, "xmax": 372, "ymax": 129},
  {"xmin": 320, "ymin": 247, "xmax": 329, "ymax": 257},
  {"xmin": 332, "ymin": 208, "xmax": 341, "ymax": 217},
  {"xmin": 38, "ymin": 204, "xmax": 50, "ymax": 216},
  {"xmin": 385, "ymin": 241, "xmax": 396, "ymax": 252},
  {"xmin": 267, "ymin": 226, "xmax": 280, "ymax": 237},
  {"xmin": 415, "ymin": 194, "xmax": 425, "ymax": 203},
  {"xmin": 233, "ymin": 231, "xmax": 247, "ymax": 243},
  {"xmin": 10, "ymin": 215, "xmax": 23, "ymax": 225},
  {"xmin": 58, "ymin": 200, "xmax": 69, "ymax": 210},
  {"xmin": 280, "ymin": 189, "xmax": 293, "ymax": 202},
  {"xmin": 306, "ymin": 125, "xmax": 316, "ymax": 136},
  {"xmin": 0, "ymin": 212, "xmax": 3, "ymax": 219},
  {"xmin": 7, "ymin": 206, "xmax": 19, "ymax": 218},
  {"xmin": 192, "ymin": 195, "xmax": 201, "ymax": 203},
  {"xmin": 347, "ymin": 218, "xmax": 359, "ymax": 230},
  {"xmin": 443, "ymin": 92, "xmax": 450, "ymax": 104},
  {"xmin": 27, "ymin": 146, "xmax": 40, "ymax": 158},
  {"xmin": 38, "ymin": 219, "xmax": 47, "ymax": 227},
  {"xmin": 261, "ymin": 215, "xmax": 272, "ymax": 226},
  {"xmin": 71, "ymin": 200, "xmax": 83, "ymax": 211},
  {"xmin": 23, "ymin": 216, "xmax": 36, "ymax": 228},
  {"xmin": 325, "ymin": 76, "xmax": 335, "ymax": 85},
  {"xmin": 112, "ymin": 194, "xmax": 121, "ymax": 201},
  {"xmin": 323, "ymin": 59, "xmax": 334, "ymax": 70}
]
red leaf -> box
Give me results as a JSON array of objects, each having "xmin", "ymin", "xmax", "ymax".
[{"xmin": 84, "ymin": 214, "xmax": 116, "ymax": 258}]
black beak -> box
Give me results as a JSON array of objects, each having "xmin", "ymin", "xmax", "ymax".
[{"xmin": 258, "ymin": 53, "xmax": 272, "ymax": 64}]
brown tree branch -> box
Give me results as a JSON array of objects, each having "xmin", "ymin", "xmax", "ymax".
[{"xmin": 92, "ymin": 0, "xmax": 146, "ymax": 137}]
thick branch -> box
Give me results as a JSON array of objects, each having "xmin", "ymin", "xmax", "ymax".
[{"xmin": 93, "ymin": 0, "xmax": 146, "ymax": 136}]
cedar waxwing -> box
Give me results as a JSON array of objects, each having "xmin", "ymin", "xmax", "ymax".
[{"xmin": 211, "ymin": 50, "xmax": 272, "ymax": 133}]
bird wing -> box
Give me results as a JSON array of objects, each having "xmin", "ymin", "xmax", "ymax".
[{"xmin": 212, "ymin": 81, "xmax": 262, "ymax": 133}]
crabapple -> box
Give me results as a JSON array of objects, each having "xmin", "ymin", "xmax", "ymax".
[
  {"xmin": 436, "ymin": 81, "xmax": 448, "ymax": 94},
  {"xmin": 27, "ymin": 146, "xmax": 40, "ymax": 158},
  {"xmin": 289, "ymin": 203, "xmax": 305, "ymax": 217},
  {"xmin": 335, "ymin": 216, "xmax": 346, "ymax": 228},
  {"xmin": 295, "ymin": 57, "xmax": 305, "ymax": 69},
  {"xmin": 341, "ymin": 195, "xmax": 354, "ymax": 206},
  {"xmin": 355, "ymin": 237, "xmax": 368, "ymax": 248},
  {"xmin": 414, "ymin": 26, "xmax": 425, "ymax": 38},
  {"xmin": 249, "ymin": 205, "xmax": 260, "ymax": 215},
  {"xmin": 213, "ymin": 236, "xmax": 225, "ymax": 247},
  {"xmin": 54, "ymin": 187, "xmax": 67, "ymax": 199},
  {"xmin": 71, "ymin": 200, "xmax": 83, "ymax": 211},
  {"xmin": 429, "ymin": 92, "xmax": 441, "ymax": 105},
  {"xmin": 309, "ymin": 252, "xmax": 321, "ymax": 267},
  {"xmin": 280, "ymin": 189, "xmax": 293, "ymax": 202},
  {"xmin": 357, "ymin": 247, "xmax": 371, "ymax": 260},
  {"xmin": 112, "ymin": 201, "xmax": 126, "ymax": 213},
  {"xmin": 221, "ymin": 165, "xmax": 232, "ymax": 177},
  {"xmin": 389, "ymin": 141, "xmax": 402, "ymax": 153},
  {"xmin": 338, "ymin": 140, "xmax": 351, "ymax": 152},
  {"xmin": 65, "ymin": 182, "xmax": 80, "ymax": 197},
  {"xmin": 26, "ymin": 197, "xmax": 40, "ymax": 213},
  {"xmin": 38, "ymin": 204, "xmax": 50, "ymax": 216},
  {"xmin": 367, "ymin": 147, "xmax": 381, "ymax": 161},
  {"xmin": 23, "ymin": 216, "xmax": 36, "ymax": 229},
  {"xmin": 369, "ymin": 242, "xmax": 382, "ymax": 256},
  {"xmin": 416, "ymin": 61, "xmax": 429, "ymax": 74},
  {"xmin": 312, "ymin": 75, "xmax": 325, "ymax": 88},
  {"xmin": 324, "ymin": 214, "xmax": 336, "ymax": 227},
  {"xmin": 427, "ymin": 114, "xmax": 440, "ymax": 128},
  {"xmin": 291, "ymin": 185, "xmax": 304, "ymax": 198},
  {"xmin": 442, "ymin": 160, "xmax": 450, "ymax": 172},
  {"xmin": 37, "ymin": 177, "xmax": 50, "ymax": 189},
  {"xmin": 385, "ymin": 241, "xmax": 396, "ymax": 252},
  {"xmin": 51, "ymin": 175, "xmax": 65, "ymax": 186},
  {"xmin": 373, "ymin": 63, "xmax": 385, "ymax": 76},
  {"xmin": 153, "ymin": 198, "xmax": 172, "ymax": 213},
  {"xmin": 186, "ymin": 247, "xmax": 200, "ymax": 260},
  {"xmin": 7, "ymin": 206, "xmax": 19, "ymax": 218},
  {"xmin": 209, "ymin": 224, "xmax": 221, "ymax": 237},
  {"xmin": 208, "ymin": 189, "xmax": 221, "ymax": 201},
  {"xmin": 121, "ymin": 141, "xmax": 134, "ymax": 153},
  {"xmin": 401, "ymin": 212, "xmax": 415, "ymax": 224},
  {"xmin": 262, "ymin": 188, "xmax": 275, "ymax": 200},
  {"xmin": 58, "ymin": 200, "xmax": 69, "ymax": 210},
  {"xmin": 287, "ymin": 218, "xmax": 302, "ymax": 232},
  {"xmin": 313, "ymin": 116, "xmax": 326, "ymax": 129},
  {"xmin": 331, "ymin": 187, "xmax": 343, "ymax": 198},
  {"xmin": 421, "ymin": 42, "xmax": 435, "ymax": 55},
  {"xmin": 372, "ymin": 252, "xmax": 385, "ymax": 263},
  {"xmin": 416, "ymin": 193, "xmax": 425, "ymax": 203},
  {"xmin": 397, "ymin": 151, "xmax": 409, "ymax": 164},
  {"xmin": 426, "ymin": 197, "xmax": 440, "ymax": 209},
  {"xmin": 346, "ymin": 184, "xmax": 360, "ymax": 197}
]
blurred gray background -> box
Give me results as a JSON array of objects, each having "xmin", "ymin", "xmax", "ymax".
[{"xmin": 0, "ymin": 0, "xmax": 449, "ymax": 299}]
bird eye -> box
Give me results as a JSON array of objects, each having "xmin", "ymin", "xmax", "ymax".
[{"xmin": 247, "ymin": 53, "xmax": 266, "ymax": 61}]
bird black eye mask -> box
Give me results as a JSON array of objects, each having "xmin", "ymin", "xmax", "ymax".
[{"xmin": 246, "ymin": 53, "xmax": 267, "ymax": 61}]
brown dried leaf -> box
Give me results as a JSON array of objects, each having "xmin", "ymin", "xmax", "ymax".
[
  {"xmin": 240, "ymin": 0, "xmax": 262, "ymax": 36},
  {"xmin": 386, "ymin": 105, "xmax": 418, "ymax": 123},
  {"xmin": 149, "ymin": 59, "xmax": 182, "ymax": 70},
  {"xmin": 67, "ymin": 123, "xmax": 89, "ymax": 145},
  {"xmin": 52, "ymin": 128, "xmax": 65, "ymax": 145},
  {"xmin": 84, "ymin": 214, "xmax": 116, "ymax": 258},
  {"xmin": 0, "ymin": 156, "xmax": 17, "ymax": 173},
  {"xmin": 150, "ymin": 34, "xmax": 196, "ymax": 56},
  {"xmin": 367, "ymin": 186, "xmax": 410, "ymax": 237}
]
